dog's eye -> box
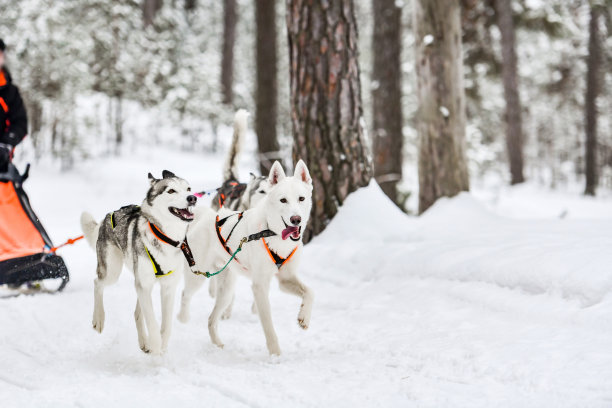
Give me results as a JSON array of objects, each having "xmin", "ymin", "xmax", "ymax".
[
  {"xmin": 280, "ymin": 198, "xmax": 288, "ymax": 204},
  {"xmin": 167, "ymin": 189, "xmax": 176, "ymax": 194},
  {"xmin": 187, "ymin": 187, "xmax": 191, "ymax": 192},
  {"xmin": 259, "ymin": 190, "xmax": 266, "ymax": 194},
  {"xmin": 299, "ymin": 196, "xmax": 305, "ymax": 202}
]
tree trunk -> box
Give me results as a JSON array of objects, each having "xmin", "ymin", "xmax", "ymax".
[
  {"xmin": 142, "ymin": 0, "xmax": 163, "ymax": 27},
  {"xmin": 221, "ymin": 0, "xmax": 237, "ymax": 105},
  {"xmin": 287, "ymin": 0, "xmax": 373, "ymax": 243},
  {"xmin": 372, "ymin": 0, "xmax": 403, "ymax": 205},
  {"xmin": 115, "ymin": 96, "xmax": 123, "ymax": 155},
  {"xmin": 413, "ymin": 0, "xmax": 470, "ymax": 214},
  {"xmin": 584, "ymin": 5, "xmax": 601, "ymax": 196},
  {"xmin": 255, "ymin": 0, "xmax": 280, "ymax": 175},
  {"xmin": 495, "ymin": 0, "xmax": 525, "ymax": 185},
  {"xmin": 184, "ymin": 0, "xmax": 197, "ymax": 11}
]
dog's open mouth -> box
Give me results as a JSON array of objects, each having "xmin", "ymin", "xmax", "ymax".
[
  {"xmin": 169, "ymin": 207, "xmax": 194, "ymax": 222},
  {"xmin": 281, "ymin": 218, "xmax": 301, "ymax": 241}
]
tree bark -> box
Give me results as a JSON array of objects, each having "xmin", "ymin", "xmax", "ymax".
[
  {"xmin": 255, "ymin": 0, "xmax": 281, "ymax": 175},
  {"xmin": 584, "ymin": 5, "xmax": 601, "ymax": 196},
  {"xmin": 287, "ymin": 0, "xmax": 373, "ymax": 242},
  {"xmin": 495, "ymin": 0, "xmax": 525, "ymax": 185},
  {"xmin": 221, "ymin": 0, "xmax": 237, "ymax": 105},
  {"xmin": 413, "ymin": 0, "xmax": 470, "ymax": 214},
  {"xmin": 142, "ymin": 0, "xmax": 163, "ymax": 27},
  {"xmin": 184, "ymin": 0, "xmax": 197, "ymax": 11},
  {"xmin": 372, "ymin": 0, "xmax": 403, "ymax": 205}
]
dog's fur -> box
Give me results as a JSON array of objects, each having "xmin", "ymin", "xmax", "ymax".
[
  {"xmin": 178, "ymin": 160, "xmax": 314, "ymax": 355},
  {"xmin": 211, "ymin": 110, "xmax": 271, "ymax": 212},
  {"xmin": 80, "ymin": 171, "xmax": 197, "ymax": 355}
]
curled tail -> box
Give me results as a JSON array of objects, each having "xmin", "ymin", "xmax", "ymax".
[
  {"xmin": 223, "ymin": 109, "xmax": 249, "ymax": 181},
  {"xmin": 80, "ymin": 212, "xmax": 100, "ymax": 249}
]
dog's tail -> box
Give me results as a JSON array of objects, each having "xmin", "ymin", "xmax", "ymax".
[
  {"xmin": 223, "ymin": 109, "xmax": 249, "ymax": 181},
  {"xmin": 80, "ymin": 212, "xmax": 100, "ymax": 249}
]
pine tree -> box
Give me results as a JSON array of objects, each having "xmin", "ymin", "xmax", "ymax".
[
  {"xmin": 255, "ymin": 0, "xmax": 280, "ymax": 175},
  {"xmin": 372, "ymin": 0, "xmax": 403, "ymax": 205},
  {"xmin": 413, "ymin": 0, "xmax": 470, "ymax": 213},
  {"xmin": 287, "ymin": 0, "xmax": 373, "ymax": 242}
]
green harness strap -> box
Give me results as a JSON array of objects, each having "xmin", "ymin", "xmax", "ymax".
[{"xmin": 193, "ymin": 238, "xmax": 246, "ymax": 278}]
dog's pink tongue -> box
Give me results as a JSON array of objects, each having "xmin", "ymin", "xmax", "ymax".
[{"xmin": 281, "ymin": 226, "xmax": 299, "ymax": 240}]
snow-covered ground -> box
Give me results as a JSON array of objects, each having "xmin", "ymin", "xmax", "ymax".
[{"xmin": 2, "ymin": 140, "xmax": 612, "ymax": 407}]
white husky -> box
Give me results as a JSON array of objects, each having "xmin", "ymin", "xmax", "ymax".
[
  {"xmin": 81, "ymin": 171, "xmax": 198, "ymax": 355},
  {"xmin": 178, "ymin": 160, "xmax": 314, "ymax": 355}
]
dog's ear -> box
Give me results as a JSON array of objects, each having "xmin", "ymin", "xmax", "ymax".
[
  {"xmin": 249, "ymin": 172, "xmax": 256, "ymax": 180},
  {"xmin": 162, "ymin": 170, "xmax": 176, "ymax": 179},
  {"xmin": 268, "ymin": 161, "xmax": 286, "ymax": 186},
  {"xmin": 294, "ymin": 160, "xmax": 312, "ymax": 185},
  {"xmin": 148, "ymin": 172, "xmax": 157, "ymax": 184}
]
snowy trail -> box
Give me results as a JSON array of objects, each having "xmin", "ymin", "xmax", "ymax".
[{"xmin": 2, "ymin": 147, "xmax": 612, "ymax": 407}]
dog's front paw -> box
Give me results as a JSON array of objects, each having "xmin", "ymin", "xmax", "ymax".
[
  {"xmin": 148, "ymin": 333, "xmax": 162, "ymax": 355},
  {"xmin": 177, "ymin": 308, "xmax": 190, "ymax": 324},
  {"xmin": 297, "ymin": 305, "xmax": 310, "ymax": 330},
  {"xmin": 92, "ymin": 311, "xmax": 105, "ymax": 333},
  {"xmin": 267, "ymin": 342, "xmax": 281, "ymax": 356}
]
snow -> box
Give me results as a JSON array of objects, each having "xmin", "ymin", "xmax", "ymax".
[{"xmin": 2, "ymin": 147, "xmax": 612, "ymax": 407}]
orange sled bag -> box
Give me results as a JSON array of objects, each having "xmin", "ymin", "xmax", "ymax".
[{"xmin": 0, "ymin": 163, "xmax": 69, "ymax": 293}]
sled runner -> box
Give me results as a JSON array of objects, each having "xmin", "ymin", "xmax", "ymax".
[{"xmin": 0, "ymin": 163, "xmax": 69, "ymax": 295}]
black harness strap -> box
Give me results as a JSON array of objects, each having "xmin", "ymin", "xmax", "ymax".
[{"xmin": 149, "ymin": 222, "xmax": 180, "ymax": 247}]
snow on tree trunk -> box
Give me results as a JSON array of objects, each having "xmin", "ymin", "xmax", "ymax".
[
  {"xmin": 584, "ymin": 5, "xmax": 601, "ymax": 196},
  {"xmin": 372, "ymin": 0, "xmax": 403, "ymax": 206},
  {"xmin": 221, "ymin": 0, "xmax": 237, "ymax": 105},
  {"xmin": 255, "ymin": 0, "xmax": 280, "ymax": 175},
  {"xmin": 287, "ymin": 0, "xmax": 373, "ymax": 243},
  {"xmin": 495, "ymin": 0, "xmax": 525, "ymax": 185},
  {"xmin": 413, "ymin": 0, "xmax": 469, "ymax": 214}
]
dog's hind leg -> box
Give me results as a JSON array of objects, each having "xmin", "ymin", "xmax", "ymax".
[
  {"xmin": 221, "ymin": 294, "xmax": 235, "ymax": 320},
  {"xmin": 252, "ymin": 272, "xmax": 281, "ymax": 355},
  {"xmin": 134, "ymin": 300, "xmax": 148, "ymax": 352},
  {"xmin": 160, "ymin": 278, "xmax": 179, "ymax": 352},
  {"xmin": 93, "ymin": 243, "xmax": 123, "ymax": 333},
  {"xmin": 208, "ymin": 271, "xmax": 237, "ymax": 348},
  {"xmin": 178, "ymin": 271, "xmax": 205, "ymax": 323},
  {"xmin": 278, "ymin": 269, "xmax": 314, "ymax": 330}
]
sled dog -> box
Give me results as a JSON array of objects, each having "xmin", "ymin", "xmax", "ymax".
[
  {"xmin": 179, "ymin": 160, "xmax": 314, "ymax": 355},
  {"xmin": 210, "ymin": 110, "xmax": 271, "ymax": 211},
  {"xmin": 81, "ymin": 171, "xmax": 197, "ymax": 355}
]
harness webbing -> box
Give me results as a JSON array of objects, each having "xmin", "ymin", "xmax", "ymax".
[
  {"xmin": 213, "ymin": 213, "xmax": 298, "ymax": 272},
  {"xmin": 109, "ymin": 210, "xmax": 188, "ymax": 278}
]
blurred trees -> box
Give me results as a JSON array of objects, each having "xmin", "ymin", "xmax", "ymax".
[
  {"xmin": 0, "ymin": 0, "xmax": 609, "ymax": 203},
  {"xmin": 413, "ymin": 0, "xmax": 470, "ymax": 214},
  {"xmin": 584, "ymin": 3, "xmax": 603, "ymax": 196},
  {"xmin": 255, "ymin": 0, "xmax": 280, "ymax": 175},
  {"xmin": 371, "ymin": 0, "xmax": 403, "ymax": 205},
  {"xmin": 221, "ymin": 0, "xmax": 237, "ymax": 105},
  {"xmin": 287, "ymin": 0, "xmax": 372, "ymax": 241},
  {"xmin": 495, "ymin": 0, "xmax": 525, "ymax": 185}
]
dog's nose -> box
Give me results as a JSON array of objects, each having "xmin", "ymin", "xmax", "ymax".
[
  {"xmin": 290, "ymin": 215, "xmax": 301, "ymax": 226},
  {"xmin": 187, "ymin": 195, "xmax": 197, "ymax": 205}
]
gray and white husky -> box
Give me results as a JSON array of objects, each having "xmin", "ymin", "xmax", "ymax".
[
  {"xmin": 210, "ymin": 110, "xmax": 271, "ymax": 211},
  {"xmin": 80, "ymin": 170, "xmax": 197, "ymax": 355},
  {"xmin": 178, "ymin": 160, "xmax": 314, "ymax": 355}
]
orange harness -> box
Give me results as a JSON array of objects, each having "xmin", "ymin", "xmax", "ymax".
[{"xmin": 215, "ymin": 212, "xmax": 298, "ymax": 269}]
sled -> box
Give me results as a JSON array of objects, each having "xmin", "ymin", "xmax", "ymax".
[{"xmin": 0, "ymin": 163, "xmax": 69, "ymax": 296}]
